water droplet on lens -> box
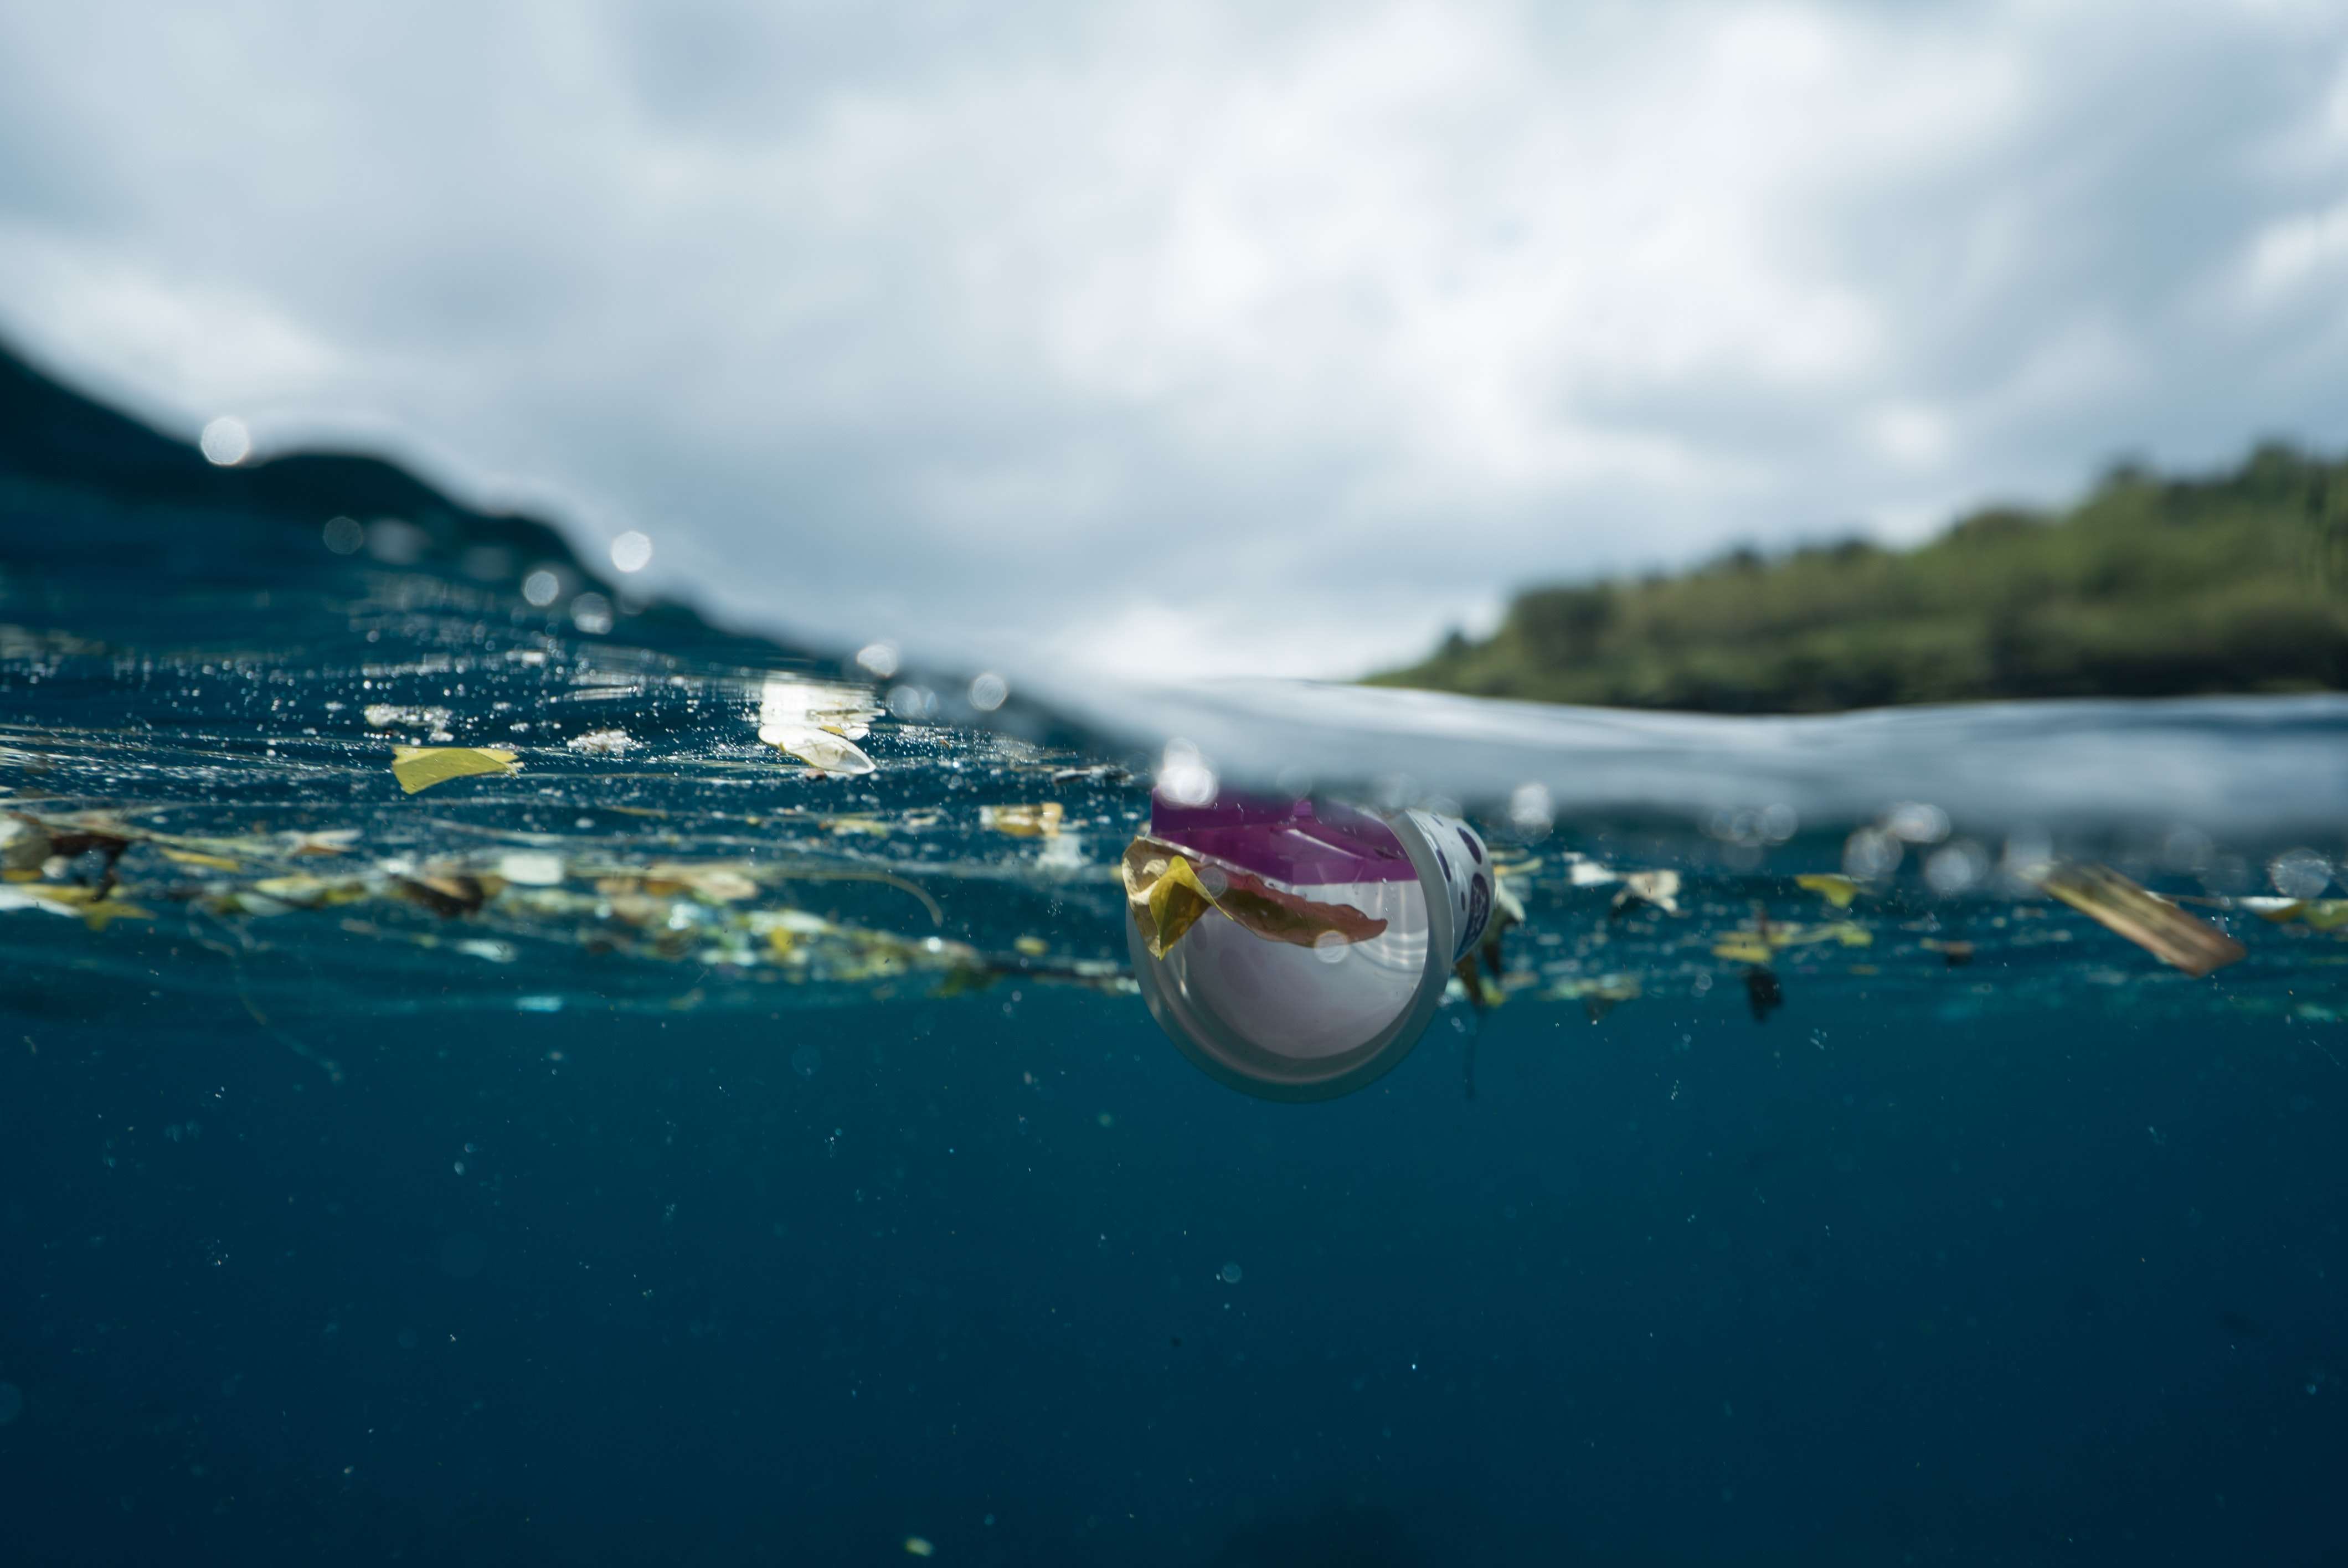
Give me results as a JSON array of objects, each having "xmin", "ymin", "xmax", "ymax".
[
  {"xmin": 1220, "ymin": 1262, "xmax": 1243, "ymax": 1284},
  {"xmin": 791, "ymin": 1044, "xmax": 821, "ymax": 1078}
]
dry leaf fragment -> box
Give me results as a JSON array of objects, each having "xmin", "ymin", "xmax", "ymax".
[
  {"xmin": 392, "ymin": 747, "xmax": 518, "ymax": 794},
  {"xmin": 2038, "ymin": 862, "xmax": 2246, "ymax": 977},
  {"xmin": 395, "ymin": 873, "xmax": 495, "ymax": 918},
  {"xmin": 1121, "ymin": 837, "xmax": 1388, "ymax": 960},
  {"xmin": 982, "ymin": 803, "xmax": 1063, "ymax": 839}
]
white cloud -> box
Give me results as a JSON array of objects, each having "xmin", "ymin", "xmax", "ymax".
[{"xmin": 1, "ymin": 1, "xmax": 2345, "ymax": 679}]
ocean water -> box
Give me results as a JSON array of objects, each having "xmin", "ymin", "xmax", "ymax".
[{"xmin": 3, "ymin": 350, "xmax": 2347, "ymax": 1565}]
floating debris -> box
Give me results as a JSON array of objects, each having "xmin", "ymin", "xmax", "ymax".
[
  {"xmin": 2037, "ymin": 862, "xmax": 2246, "ymax": 978},
  {"xmin": 1121, "ymin": 837, "xmax": 1387, "ymax": 960},
  {"xmin": 761, "ymin": 726, "xmax": 876, "ymax": 777},
  {"xmin": 1, "ymin": 883, "xmax": 150, "ymax": 930},
  {"xmin": 1923, "ymin": 938, "xmax": 1975, "ymax": 967},
  {"xmin": 565, "ymin": 728, "xmax": 638, "ymax": 756},
  {"xmin": 1712, "ymin": 917, "xmax": 1871, "ymax": 964},
  {"xmin": 364, "ymin": 704, "xmax": 456, "ymax": 741},
  {"xmin": 1744, "ymin": 966, "xmax": 1784, "ymax": 1022},
  {"xmin": 0, "ymin": 814, "xmax": 51, "ymax": 873},
  {"xmin": 1611, "ymin": 869, "xmax": 1682, "ymax": 917},
  {"xmin": 756, "ymin": 676, "xmax": 882, "ymax": 775},
  {"xmin": 2238, "ymin": 897, "xmax": 2348, "ymax": 932},
  {"xmin": 496, "ymin": 851, "xmax": 566, "ymax": 886},
  {"xmin": 279, "ymin": 828, "xmax": 359, "ymax": 856},
  {"xmin": 1795, "ymin": 873, "xmax": 1863, "ymax": 909},
  {"xmin": 981, "ymin": 802, "xmax": 1064, "ymax": 839},
  {"xmin": 1551, "ymin": 973, "xmax": 1641, "ymax": 1023},
  {"xmin": 391, "ymin": 747, "xmax": 518, "ymax": 794},
  {"xmin": 158, "ymin": 847, "xmax": 241, "ymax": 872}
]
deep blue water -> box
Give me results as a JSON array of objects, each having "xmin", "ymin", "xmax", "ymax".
[{"xmin": 3, "ymin": 343, "xmax": 2345, "ymax": 1564}]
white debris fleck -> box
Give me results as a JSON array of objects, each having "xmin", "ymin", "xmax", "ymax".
[
  {"xmin": 496, "ymin": 852, "xmax": 565, "ymax": 886},
  {"xmin": 565, "ymin": 729, "xmax": 637, "ymax": 757}
]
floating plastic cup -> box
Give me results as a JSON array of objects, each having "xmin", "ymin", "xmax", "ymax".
[{"xmin": 1125, "ymin": 793, "xmax": 1494, "ymax": 1101}]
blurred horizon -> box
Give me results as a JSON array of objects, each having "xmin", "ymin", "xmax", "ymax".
[{"xmin": 6, "ymin": 2, "xmax": 2348, "ymax": 683}]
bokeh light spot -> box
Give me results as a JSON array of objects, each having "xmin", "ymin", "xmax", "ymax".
[
  {"xmin": 609, "ymin": 530, "xmax": 653, "ymax": 574},
  {"xmin": 199, "ymin": 416, "xmax": 250, "ymax": 466}
]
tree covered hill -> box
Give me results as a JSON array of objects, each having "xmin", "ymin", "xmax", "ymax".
[{"xmin": 1371, "ymin": 445, "xmax": 2348, "ymax": 713}]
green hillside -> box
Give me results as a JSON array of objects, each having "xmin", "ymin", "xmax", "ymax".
[{"xmin": 1372, "ymin": 443, "xmax": 2348, "ymax": 713}]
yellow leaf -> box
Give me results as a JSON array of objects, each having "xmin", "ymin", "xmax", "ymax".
[
  {"xmin": 35, "ymin": 885, "xmax": 150, "ymax": 930},
  {"xmin": 392, "ymin": 747, "xmax": 518, "ymax": 794},
  {"xmin": 1711, "ymin": 936, "xmax": 1774, "ymax": 963},
  {"xmin": 1795, "ymin": 873, "xmax": 1862, "ymax": 909},
  {"xmin": 982, "ymin": 802, "xmax": 1063, "ymax": 839},
  {"xmin": 1014, "ymin": 935, "xmax": 1048, "ymax": 957}
]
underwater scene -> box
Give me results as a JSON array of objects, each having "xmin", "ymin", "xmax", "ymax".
[{"xmin": 4, "ymin": 348, "xmax": 2347, "ymax": 1566}]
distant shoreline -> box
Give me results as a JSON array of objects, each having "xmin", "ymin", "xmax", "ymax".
[{"xmin": 1371, "ymin": 444, "xmax": 2348, "ymax": 714}]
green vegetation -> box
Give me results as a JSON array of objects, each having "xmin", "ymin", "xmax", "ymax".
[{"xmin": 1372, "ymin": 443, "xmax": 2348, "ymax": 713}]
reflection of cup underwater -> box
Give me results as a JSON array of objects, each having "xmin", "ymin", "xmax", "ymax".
[{"xmin": 1125, "ymin": 793, "xmax": 1494, "ymax": 1101}]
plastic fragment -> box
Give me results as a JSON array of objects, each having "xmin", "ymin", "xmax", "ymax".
[
  {"xmin": 391, "ymin": 747, "xmax": 518, "ymax": 794},
  {"xmin": 2037, "ymin": 862, "xmax": 2246, "ymax": 977},
  {"xmin": 1613, "ymin": 870, "xmax": 1681, "ymax": 916},
  {"xmin": 761, "ymin": 726, "xmax": 876, "ymax": 777}
]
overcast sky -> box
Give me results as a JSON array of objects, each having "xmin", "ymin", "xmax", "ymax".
[{"xmin": 4, "ymin": 1, "xmax": 2347, "ymax": 682}]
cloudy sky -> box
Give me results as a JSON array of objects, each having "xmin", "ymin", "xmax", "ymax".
[{"xmin": 3, "ymin": 1, "xmax": 2346, "ymax": 682}]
